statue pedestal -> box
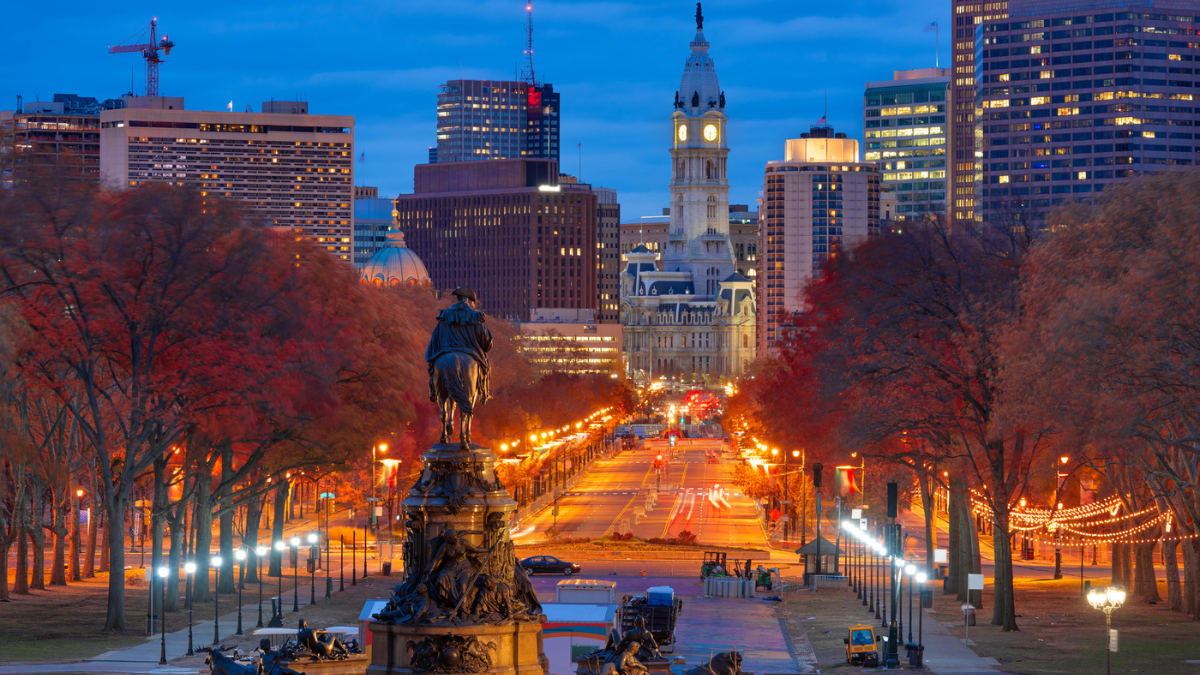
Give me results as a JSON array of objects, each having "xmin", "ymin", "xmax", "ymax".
[
  {"xmin": 367, "ymin": 620, "xmax": 547, "ymax": 675},
  {"xmin": 281, "ymin": 654, "xmax": 370, "ymax": 675}
]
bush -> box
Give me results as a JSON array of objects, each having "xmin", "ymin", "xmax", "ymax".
[
  {"xmin": 676, "ymin": 530, "xmax": 698, "ymax": 545},
  {"xmin": 610, "ymin": 532, "xmax": 635, "ymax": 541}
]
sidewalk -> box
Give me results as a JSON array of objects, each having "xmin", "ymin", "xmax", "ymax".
[
  {"xmin": 0, "ymin": 559, "xmax": 374, "ymax": 674},
  {"xmin": 918, "ymin": 608, "xmax": 1014, "ymax": 675}
]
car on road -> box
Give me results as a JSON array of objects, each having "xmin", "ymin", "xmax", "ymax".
[{"xmin": 520, "ymin": 555, "xmax": 581, "ymax": 576}]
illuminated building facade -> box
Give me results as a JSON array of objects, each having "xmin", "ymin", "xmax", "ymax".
[
  {"xmin": 863, "ymin": 68, "xmax": 951, "ymax": 219},
  {"xmin": 394, "ymin": 158, "xmax": 597, "ymax": 322},
  {"xmin": 951, "ymin": 0, "xmax": 1009, "ymax": 229},
  {"xmin": 620, "ymin": 10, "xmax": 756, "ymax": 382},
  {"xmin": 519, "ymin": 308, "xmax": 622, "ymax": 376},
  {"xmin": 757, "ymin": 125, "xmax": 881, "ymax": 354},
  {"xmin": 434, "ymin": 80, "xmax": 560, "ymax": 163},
  {"xmin": 99, "ymin": 100, "xmax": 354, "ymax": 261},
  {"xmin": 976, "ymin": 1, "xmax": 1200, "ymax": 226}
]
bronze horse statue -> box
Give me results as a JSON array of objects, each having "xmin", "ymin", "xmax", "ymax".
[{"xmin": 426, "ymin": 288, "xmax": 492, "ymax": 448}]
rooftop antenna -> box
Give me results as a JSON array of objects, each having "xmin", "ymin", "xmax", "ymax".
[{"xmin": 521, "ymin": 2, "xmax": 537, "ymax": 88}]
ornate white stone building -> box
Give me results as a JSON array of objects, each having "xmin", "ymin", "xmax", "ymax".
[{"xmin": 620, "ymin": 7, "xmax": 756, "ymax": 383}]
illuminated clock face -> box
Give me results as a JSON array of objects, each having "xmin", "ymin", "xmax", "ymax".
[
  {"xmin": 678, "ymin": 124, "xmax": 688, "ymax": 141},
  {"xmin": 704, "ymin": 124, "xmax": 718, "ymax": 141}
]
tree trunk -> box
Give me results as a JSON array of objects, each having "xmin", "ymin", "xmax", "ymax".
[
  {"xmin": 1121, "ymin": 542, "xmax": 1133, "ymax": 589},
  {"xmin": 165, "ymin": 483, "xmax": 192, "ymax": 613},
  {"xmin": 98, "ymin": 508, "xmax": 110, "ymax": 574},
  {"xmin": 918, "ymin": 473, "xmax": 937, "ymax": 577},
  {"xmin": 1135, "ymin": 542, "xmax": 1161, "ymax": 603},
  {"xmin": 1164, "ymin": 538, "xmax": 1182, "ymax": 612},
  {"xmin": 243, "ymin": 491, "xmax": 263, "ymax": 585},
  {"xmin": 49, "ymin": 484, "xmax": 69, "ymax": 586},
  {"xmin": 69, "ymin": 484, "xmax": 81, "ymax": 582},
  {"xmin": 1187, "ymin": 539, "xmax": 1200, "ymax": 621},
  {"xmin": 149, "ymin": 455, "xmax": 167, "ymax": 616},
  {"xmin": 28, "ymin": 498, "xmax": 47, "ymax": 591},
  {"xmin": 102, "ymin": 488, "xmax": 129, "ymax": 631},
  {"xmin": 270, "ymin": 480, "xmax": 289, "ymax": 578},
  {"xmin": 1112, "ymin": 542, "xmax": 1124, "ymax": 586},
  {"xmin": 84, "ymin": 466, "xmax": 98, "ymax": 578},
  {"xmin": 218, "ymin": 444, "xmax": 235, "ymax": 594},
  {"xmin": 192, "ymin": 468, "xmax": 214, "ymax": 604},
  {"xmin": 13, "ymin": 518, "xmax": 29, "ymax": 595},
  {"xmin": 991, "ymin": 508, "xmax": 1017, "ymax": 630},
  {"xmin": 946, "ymin": 480, "xmax": 961, "ymax": 596}
]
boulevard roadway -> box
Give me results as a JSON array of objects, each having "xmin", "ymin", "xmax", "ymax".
[{"xmin": 518, "ymin": 438, "xmax": 770, "ymax": 549}]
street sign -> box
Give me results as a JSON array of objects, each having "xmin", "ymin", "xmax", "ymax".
[
  {"xmin": 365, "ymin": 498, "xmax": 381, "ymax": 502},
  {"xmin": 319, "ymin": 492, "xmax": 336, "ymax": 499},
  {"xmin": 1108, "ymin": 628, "xmax": 1118, "ymax": 652},
  {"xmin": 851, "ymin": 508, "xmax": 862, "ymax": 519},
  {"xmin": 968, "ymin": 573, "xmax": 985, "ymax": 591},
  {"xmin": 770, "ymin": 508, "xmax": 781, "ymax": 521},
  {"xmin": 374, "ymin": 506, "xmax": 383, "ymax": 517},
  {"xmin": 860, "ymin": 518, "xmax": 868, "ymax": 529},
  {"xmin": 934, "ymin": 549, "xmax": 948, "ymax": 564}
]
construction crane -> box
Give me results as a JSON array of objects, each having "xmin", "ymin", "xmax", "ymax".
[{"xmin": 108, "ymin": 19, "xmax": 176, "ymax": 98}]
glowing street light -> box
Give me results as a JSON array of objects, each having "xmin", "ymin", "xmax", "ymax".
[{"xmin": 1087, "ymin": 585, "xmax": 1126, "ymax": 675}]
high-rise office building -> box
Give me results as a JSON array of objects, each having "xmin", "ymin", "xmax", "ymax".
[
  {"xmin": 434, "ymin": 80, "xmax": 559, "ymax": 163},
  {"xmin": 976, "ymin": 0, "xmax": 1200, "ymax": 226},
  {"xmin": 620, "ymin": 8, "xmax": 757, "ymax": 382},
  {"xmin": 354, "ymin": 190, "xmax": 393, "ymax": 268},
  {"xmin": 951, "ymin": 0, "xmax": 1009, "ymax": 229},
  {"xmin": 0, "ymin": 93, "xmax": 125, "ymax": 187},
  {"xmin": 394, "ymin": 158, "xmax": 596, "ymax": 322},
  {"xmin": 863, "ymin": 68, "xmax": 951, "ymax": 220},
  {"xmin": 593, "ymin": 186, "xmax": 622, "ymax": 324},
  {"xmin": 757, "ymin": 125, "xmax": 881, "ymax": 354},
  {"xmin": 99, "ymin": 99, "xmax": 354, "ymax": 261}
]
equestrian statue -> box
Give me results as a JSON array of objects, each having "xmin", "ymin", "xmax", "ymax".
[{"xmin": 425, "ymin": 287, "xmax": 493, "ymax": 448}]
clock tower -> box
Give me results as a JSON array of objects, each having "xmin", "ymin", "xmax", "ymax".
[
  {"xmin": 619, "ymin": 4, "xmax": 756, "ymax": 383},
  {"xmin": 668, "ymin": 3, "xmax": 733, "ymax": 296}
]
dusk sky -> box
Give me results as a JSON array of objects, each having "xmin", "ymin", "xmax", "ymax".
[{"xmin": 7, "ymin": 0, "xmax": 948, "ymax": 219}]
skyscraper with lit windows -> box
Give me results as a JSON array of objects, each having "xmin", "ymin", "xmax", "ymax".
[
  {"xmin": 433, "ymin": 80, "xmax": 559, "ymax": 163},
  {"xmin": 863, "ymin": 68, "xmax": 951, "ymax": 220},
  {"xmin": 951, "ymin": 0, "xmax": 1009, "ymax": 229}
]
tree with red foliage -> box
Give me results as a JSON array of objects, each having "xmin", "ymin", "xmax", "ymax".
[{"xmin": 0, "ymin": 184, "xmax": 326, "ymax": 630}]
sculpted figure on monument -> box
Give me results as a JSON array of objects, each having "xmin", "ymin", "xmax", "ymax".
[
  {"xmin": 406, "ymin": 635, "xmax": 496, "ymax": 674},
  {"xmin": 425, "ymin": 528, "xmax": 487, "ymax": 611},
  {"xmin": 295, "ymin": 619, "xmax": 357, "ymax": 659},
  {"xmin": 682, "ymin": 652, "xmax": 743, "ymax": 675},
  {"xmin": 426, "ymin": 287, "xmax": 492, "ymax": 448},
  {"xmin": 256, "ymin": 639, "xmax": 305, "ymax": 675},
  {"xmin": 617, "ymin": 616, "xmax": 662, "ymax": 661}
]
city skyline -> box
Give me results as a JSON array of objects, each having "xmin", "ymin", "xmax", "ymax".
[{"xmin": 4, "ymin": 0, "xmax": 949, "ymax": 219}]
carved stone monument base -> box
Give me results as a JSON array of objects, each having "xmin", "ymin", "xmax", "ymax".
[
  {"xmin": 367, "ymin": 619, "xmax": 548, "ymax": 675},
  {"xmin": 281, "ymin": 654, "xmax": 370, "ymax": 675}
]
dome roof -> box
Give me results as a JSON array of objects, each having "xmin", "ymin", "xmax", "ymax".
[
  {"xmin": 678, "ymin": 27, "xmax": 722, "ymax": 116},
  {"xmin": 361, "ymin": 230, "xmax": 430, "ymax": 287}
]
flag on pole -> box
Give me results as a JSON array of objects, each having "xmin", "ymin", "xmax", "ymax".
[
  {"xmin": 358, "ymin": 152, "xmax": 366, "ymax": 163},
  {"xmin": 816, "ymin": 115, "xmax": 827, "ymax": 125},
  {"xmin": 924, "ymin": 20, "xmax": 938, "ymax": 32},
  {"xmin": 227, "ymin": 100, "xmax": 233, "ymax": 111}
]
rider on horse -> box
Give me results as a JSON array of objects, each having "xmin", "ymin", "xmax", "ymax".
[{"xmin": 425, "ymin": 287, "xmax": 493, "ymax": 447}]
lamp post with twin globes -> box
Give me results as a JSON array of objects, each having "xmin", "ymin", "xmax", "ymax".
[
  {"xmin": 234, "ymin": 549, "xmax": 246, "ymax": 636},
  {"xmin": 1088, "ymin": 585, "xmax": 1126, "ymax": 675},
  {"xmin": 270, "ymin": 541, "xmax": 285, "ymax": 627},
  {"xmin": 210, "ymin": 556, "xmax": 223, "ymax": 646},
  {"xmin": 184, "ymin": 561, "xmax": 196, "ymax": 656},
  {"xmin": 255, "ymin": 546, "xmax": 267, "ymax": 628},
  {"xmin": 307, "ymin": 532, "xmax": 318, "ymax": 605},
  {"xmin": 157, "ymin": 566, "xmax": 168, "ymax": 664}
]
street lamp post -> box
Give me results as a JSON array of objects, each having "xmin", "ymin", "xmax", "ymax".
[
  {"xmin": 340, "ymin": 535, "xmax": 346, "ymax": 592},
  {"xmin": 211, "ymin": 556, "xmax": 223, "ymax": 646},
  {"xmin": 905, "ymin": 563, "xmax": 916, "ymax": 644},
  {"xmin": 270, "ymin": 541, "xmax": 285, "ymax": 627},
  {"xmin": 184, "ymin": 561, "xmax": 196, "ymax": 656},
  {"xmin": 255, "ymin": 546, "xmax": 266, "ymax": 628},
  {"xmin": 307, "ymin": 532, "xmax": 318, "ymax": 605},
  {"xmin": 1087, "ymin": 585, "xmax": 1126, "ymax": 675},
  {"xmin": 290, "ymin": 536, "xmax": 301, "ymax": 612},
  {"xmin": 916, "ymin": 572, "xmax": 928, "ymax": 668},
  {"xmin": 157, "ymin": 566, "xmax": 168, "ymax": 664},
  {"xmin": 234, "ymin": 549, "xmax": 246, "ymax": 636}
]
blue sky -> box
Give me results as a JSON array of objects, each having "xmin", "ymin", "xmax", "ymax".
[{"xmin": 6, "ymin": 0, "xmax": 949, "ymax": 219}]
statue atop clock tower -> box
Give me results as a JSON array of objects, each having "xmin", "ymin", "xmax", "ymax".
[{"xmin": 619, "ymin": 7, "xmax": 756, "ymax": 384}]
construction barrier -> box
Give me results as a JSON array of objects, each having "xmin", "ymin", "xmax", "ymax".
[{"xmin": 703, "ymin": 577, "xmax": 756, "ymax": 598}]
